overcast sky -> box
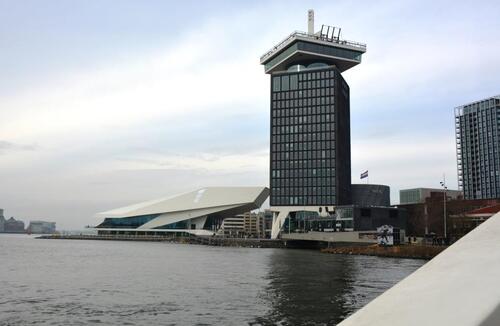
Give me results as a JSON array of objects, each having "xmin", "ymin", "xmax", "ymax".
[{"xmin": 1, "ymin": 0, "xmax": 499, "ymax": 229}]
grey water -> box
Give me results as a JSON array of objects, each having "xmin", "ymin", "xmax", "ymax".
[{"xmin": 0, "ymin": 234, "xmax": 425, "ymax": 325}]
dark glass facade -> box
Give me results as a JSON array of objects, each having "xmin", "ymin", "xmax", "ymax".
[
  {"xmin": 455, "ymin": 96, "xmax": 500, "ymax": 199},
  {"xmin": 97, "ymin": 214, "xmax": 160, "ymax": 228},
  {"xmin": 270, "ymin": 66, "xmax": 352, "ymax": 206}
]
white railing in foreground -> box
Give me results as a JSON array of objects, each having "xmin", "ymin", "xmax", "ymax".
[{"xmin": 338, "ymin": 212, "xmax": 500, "ymax": 326}]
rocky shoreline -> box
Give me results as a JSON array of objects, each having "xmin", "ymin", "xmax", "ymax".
[
  {"xmin": 321, "ymin": 244, "xmax": 447, "ymax": 260},
  {"xmin": 37, "ymin": 234, "xmax": 286, "ymax": 248}
]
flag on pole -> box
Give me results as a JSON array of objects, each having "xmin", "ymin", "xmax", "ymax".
[{"xmin": 360, "ymin": 170, "xmax": 368, "ymax": 179}]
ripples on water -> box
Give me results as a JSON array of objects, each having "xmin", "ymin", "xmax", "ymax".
[{"xmin": 0, "ymin": 234, "xmax": 424, "ymax": 325}]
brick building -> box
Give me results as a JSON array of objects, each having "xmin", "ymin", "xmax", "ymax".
[{"xmin": 398, "ymin": 191, "xmax": 500, "ymax": 239}]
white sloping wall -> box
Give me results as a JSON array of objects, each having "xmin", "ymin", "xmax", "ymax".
[{"xmin": 339, "ymin": 213, "xmax": 500, "ymax": 326}]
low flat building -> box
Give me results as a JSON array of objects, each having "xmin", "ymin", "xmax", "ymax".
[
  {"xmin": 95, "ymin": 187, "xmax": 269, "ymax": 236},
  {"xmin": 283, "ymin": 205, "xmax": 406, "ymax": 234},
  {"xmin": 398, "ymin": 192, "xmax": 500, "ymax": 240},
  {"xmin": 27, "ymin": 221, "xmax": 56, "ymax": 234},
  {"xmin": 271, "ymin": 184, "xmax": 407, "ymax": 239},
  {"xmin": 449, "ymin": 204, "xmax": 500, "ymax": 240},
  {"xmin": 400, "ymin": 188, "xmax": 462, "ymax": 205}
]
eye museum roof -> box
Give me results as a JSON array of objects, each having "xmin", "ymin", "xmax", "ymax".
[{"xmin": 95, "ymin": 187, "xmax": 269, "ymax": 236}]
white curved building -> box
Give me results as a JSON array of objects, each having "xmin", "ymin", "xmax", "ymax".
[{"xmin": 95, "ymin": 187, "xmax": 269, "ymax": 236}]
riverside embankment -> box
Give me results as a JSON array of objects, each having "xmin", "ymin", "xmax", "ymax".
[
  {"xmin": 37, "ymin": 234, "xmax": 286, "ymax": 248},
  {"xmin": 321, "ymin": 244, "xmax": 447, "ymax": 260},
  {"xmin": 38, "ymin": 235, "xmax": 447, "ymax": 258}
]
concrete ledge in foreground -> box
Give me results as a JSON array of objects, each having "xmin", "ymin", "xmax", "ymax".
[{"xmin": 338, "ymin": 212, "xmax": 500, "ymax": 326}]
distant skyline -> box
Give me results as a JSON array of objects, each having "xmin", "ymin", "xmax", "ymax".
[{"xmin": 1, "ymin": 0, "xmax": 499, "ymax": 229}]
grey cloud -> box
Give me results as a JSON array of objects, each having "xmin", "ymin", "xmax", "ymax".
[{"xmin": 0, "ymin": 140, "xmax": 38, "ymax": 154}]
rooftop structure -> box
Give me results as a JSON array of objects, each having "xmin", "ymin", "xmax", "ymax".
[{"xmin": 260, "ymin": 10, "xmax": 366, "ymax": 74}]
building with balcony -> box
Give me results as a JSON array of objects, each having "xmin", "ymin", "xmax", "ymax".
[{"xmin": 455, "ymin": 95, "xmax": 500, "ymax": 199}]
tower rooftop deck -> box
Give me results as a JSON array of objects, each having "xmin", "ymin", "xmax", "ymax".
[{"xmin": 260, "ymin": 30, "xmax": 366, "ymax": 74}]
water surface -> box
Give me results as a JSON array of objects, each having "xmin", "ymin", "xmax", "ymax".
[{"xmin": 0, "ymin": 234, "xmax": 425, "ymax": 325}]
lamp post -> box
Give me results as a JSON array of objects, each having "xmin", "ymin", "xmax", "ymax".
[{"xmin": 440, "ymin": 176, "xmax": 448, "ymax": 242}]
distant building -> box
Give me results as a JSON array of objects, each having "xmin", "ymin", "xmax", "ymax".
[
  {"xmin": 398, "ymin": 192, "xmax": 500, "ymax": 239},
  {"xmin": 3, "ymin": 217, "xmax": 25, "ymax": 233},
  {"xmin": 455, "ymin": 95, "xmax": 500, "ymax": 200},
  {"xmin": 219, "ymin": 216, "xmax": 245, "ymax": 237},
  {"xmin": 243, "ymin": 212, "xmax": 265, "ymax": 238},
  {"xmin": 400, "ymin": 188, "xmax": 462, "ymax": 205},
  {"xmin": 27, "ymin": 221, "xmax": 56, "ymax": 234},
  {"xmin": 219, "ymin": 212, "xmax": 266, "ymax": 238},
  {"xmin": 260, "ymin": 209, "xmax": 274, "ymax": 238},
  {"xmin": 450, "ymin": 204, "xmax": 500, "ymax": 240},
  {"xmin": 352, "ymin": 184, "xmax": 390, "ymax": 207}
]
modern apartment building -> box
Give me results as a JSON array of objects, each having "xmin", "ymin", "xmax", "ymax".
[{"xmin": 455, "ymin": 95, "xmax": 500, "ymax": 199}]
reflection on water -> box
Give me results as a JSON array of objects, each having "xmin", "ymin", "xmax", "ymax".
[
  {"xmin": 0, "ymin": 234, "xmax": 424, "ymax": 325},
  {"xmin": 254, "ymin": 250, "xmax": 424, "ymax": 325}
]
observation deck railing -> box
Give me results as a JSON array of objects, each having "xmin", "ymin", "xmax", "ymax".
[{"xmin": 260, "ymin": 30, "xmax": 366, "ymax": 63}]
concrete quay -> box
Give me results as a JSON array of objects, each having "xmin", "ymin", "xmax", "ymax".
[{"xmin": 37, "ymin": 234, "xmax": 286, "ymax": 248}]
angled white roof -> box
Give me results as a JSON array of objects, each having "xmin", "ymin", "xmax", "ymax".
[{"xmin": 97, "ymin": 186, "xmax": 269, "ymax": 218}]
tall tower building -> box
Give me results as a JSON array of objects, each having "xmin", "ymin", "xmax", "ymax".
[
  {"xmin": 455, "ymin": 95, "xmax": 500, "ymax": 200},
  {"xmin": 260, "ymin": 10, "xmax": 366, "ymax": 238}
]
